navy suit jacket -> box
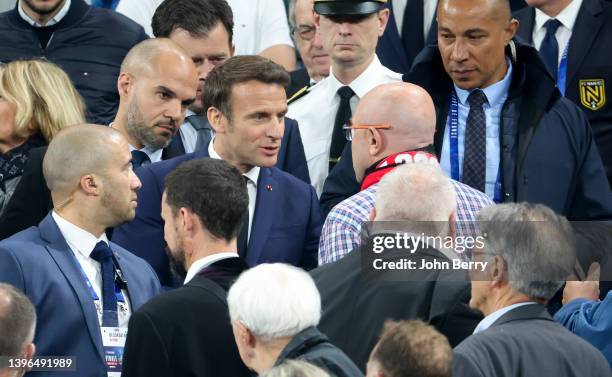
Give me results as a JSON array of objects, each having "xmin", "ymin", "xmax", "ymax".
[
  {"xmin": 0, "ymin": 215, "xmax": 161, "ymax": 377},
  {"xmin": 112, "ymin": 146, "xmax": 323, "ymax": 287}
]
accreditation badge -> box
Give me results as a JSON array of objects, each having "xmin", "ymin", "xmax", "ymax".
[
  {"xmin": 579, "ymin": 79, "xmax": 606, "ymax": 111},
  {"xmin": 101, "ymin": 327, "xmax": 127, "ymax": 377}
]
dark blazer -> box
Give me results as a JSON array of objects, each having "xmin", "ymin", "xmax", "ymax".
[
  {"xmin": 121, "ymin": 256, "xmax": 252, "ymax": 377},
  {"xmin": 310, "ymin": 236, "xmax": 482, "ymax": 371},
  {"xmin": 453, "ymin": 304, "xmax": 611, "ymax": 377},
  {"xmin": 112, "ymin": 144, "xmax": 323, "ymax": 287},
  {"xmin": 286, "ymin": 67, "xmax": 311, "ymax": 98},
  {"xmin": 405, "ymin": 41, "xmax": 612, "ymax": 220},
  {"xmin": 0, "ymin": 214, "xmax": 162, "ymax": 377},
  {"xmin": 275, "ymin": 327, "xmax": 364, "ymax": 377},
  {"xmin": 514, "ymin": 0, "xmax": 612, "ymax": 188}
]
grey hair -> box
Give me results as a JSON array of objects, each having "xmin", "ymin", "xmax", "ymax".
[
  {"xmin": 227, "ymin": 264, "xmax": 321, "ymax": 341},
  {"xmin": 288, "ymin": 0, "xmax": 297, "ymax": 29},
  {"xmin": 0, "ymin": 283, "xmax": 36, "ymax": 357},
  {"xmin": 262, "ymin": 360, "xmax": 331, "ymax": 377},
  {"xmin": 477, "ymin": 203, "xmax": 576, "ymax": 301}
]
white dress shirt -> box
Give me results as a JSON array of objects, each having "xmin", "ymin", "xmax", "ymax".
[
  {"xmin": 183, "ymin": 253, "xmax": 239, "ymax": 284},
  {"xmin": 392, "ymin": 0, "xmax": 438, "ymax": 42},
  {"xmin": 532, "ymin": 0, "xmax": 583, "ymax": 66},
  {"xmin": 473, "ymin": 302, "xmax": 538, "ymax": 334},
  {"xmin": 179, "ymin": 110, "xmax": 198, "ymax": 154},
  {"xmin": 208, "ymin": 138, "xmax": 259, "ymax": 242},
  {"xmin": 287, "ymin": 55, "xmax": 402, "ymax": 195},
  {"xmin": 51, "ymin": 211, "xmax": 132, "ymax": 327},
  {"xmin": 19, "ymin": 0, "xmax": 71, "ymax": 27}
]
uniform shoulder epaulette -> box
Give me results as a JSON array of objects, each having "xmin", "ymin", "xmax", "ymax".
[{"xmin": 288, "ymin": 85, "xmax": 311, "ymax": 105}]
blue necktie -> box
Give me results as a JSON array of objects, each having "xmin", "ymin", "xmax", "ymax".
[
  {"xmin": 539, "ymin": 19, "xmax": 562, "ymax": 81},
  {"xmin": 90, "ymin": 241, "xmax": 118, "ymax": 327},
  {"xmin": 187, "ymin": 115, "xmax": 213, "ymax": 152},
  {"xmin": 91, "ymin": 0, "xmax": 120, "ymax": 9},
  {"xmin": 131, "ymin": 150, "xmax": 150, "ymax": 169},
  {"xmin": 462, "ymin": 90, "xmax": 488, "ymax": 193}
]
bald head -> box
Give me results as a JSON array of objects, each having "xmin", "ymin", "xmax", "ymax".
[
  {"xmin": 43, "ymin": 125, "xmax": 126, "ymax": 195},
  {"xmin": 438, "ymin": 0, "xmax": 511, "ymax": 23},
  {"xmin": 120, "ymin": 38, "xmax": 193, "ymax": 78},
  {"xmin": 354, "ymin": 82, "xmax": 436, "ymax": 151}
]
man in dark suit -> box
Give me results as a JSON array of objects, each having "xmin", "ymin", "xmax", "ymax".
[
  {"xmin": 122, "ymin": 158, "xmax": 251, "ymax": 377},
  {"xmin": 514, "ymin": 0, "xmax": 612, "ymax": 188},
  {"xmin": 453, "ymin": 202, "xmax": 610, "ymax": 377},
  {"xmin": 152, "ymin": 0, "xmax": 310, "ymax": 183},
  {"xmin": 0, "ymin": 125, "xmax": 162, "ymax": 377},
  {"xmin": 312, "ymin": 162, "xmax": 482, "ymax": 371},
  {"xmin": 286, "ymin": 0, "xmax": 330, "ymax": 97},
  {"xmin": 113, "ymin": 56, "xmax": 323, "ymax": 288}
]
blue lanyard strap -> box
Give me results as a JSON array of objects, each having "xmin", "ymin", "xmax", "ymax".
[
  {"xmin": 73, "ymin": 254, "xmax": 126, "ymax": 303},
  {"xmin": 449, "ymin": 90, "xmax": 503, "ymax": 203}
]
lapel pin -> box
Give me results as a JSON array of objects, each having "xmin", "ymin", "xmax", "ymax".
[{"xmin": 266, "ymin": 185, "xmax": 273, "ymax": 191}]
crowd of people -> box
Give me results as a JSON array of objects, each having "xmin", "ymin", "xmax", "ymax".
[{"xmin": 0, "ymin": 0, "xmax": 611, "ymax": 376}]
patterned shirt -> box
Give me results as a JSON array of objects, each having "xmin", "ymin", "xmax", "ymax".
[{"xmin": 318, "ymin": 180, "xmax": 494, "ymax": 265}]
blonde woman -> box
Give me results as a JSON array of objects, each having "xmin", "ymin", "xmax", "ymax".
[{"xmin": 0, "ymin": 59, "xmax": 85, "ymax": 216}]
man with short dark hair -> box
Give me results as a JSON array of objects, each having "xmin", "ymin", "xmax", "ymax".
[
  {"xmin": 0, "ymin": 0, "xmax": 148, "ymax": 124},
  {"xmin": 0, "ymin": 125, "xmax": 161, "ymax": 377},
  {"xmin": 0, "ymin": 284, "xmax": 36, "ymax": 377},
  {"xmin": 366, "ymin": 320, "xmax": 452, "ymax": 377},
  {"xmin": 151, "ymin": 0, "xmax": 310, "ymax": 183},
  {"xmin": 453, "ymin": 203, "xmax": 610, "ymax": 377},
  {"xmin": 121, "ymin": 158, "xmax": 251, "ymax": 377},
  {"xmin": 113, "ymin": 55, "xmax": 323, "ymax": 288}
]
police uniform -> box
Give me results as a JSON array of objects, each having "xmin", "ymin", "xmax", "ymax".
[
  {"xmin": 287, "ymin": 0, "xmax": 402, "ymax": 195},
  {"xmin": 515, "ymin": 0, "xmax": 612, "ymax": 188}
]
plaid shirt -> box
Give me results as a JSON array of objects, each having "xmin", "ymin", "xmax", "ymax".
[{"xmin": 318, "ymin": 180, "xmax": 494, "ymax": 265}]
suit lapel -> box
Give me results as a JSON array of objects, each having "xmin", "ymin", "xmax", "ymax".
[
  {"xmin": 111, "ymin": 247, "xmax": 146, "ymax": 309},
  {"xmin": 39, "ymin": 215, "xmax": 105, "ymax": 364},
  {"xmin": 162, "ymin": 133, "xmax": 186, "ymax": 159},
  {"xmin": 383, "ymin": 0, "xmax": 410, "ymax": 70},
  {"xmin": 566, "ymin": 0, "xmax": 604, "ymax": 87},
  {"xmin": 516, "ymin": 8, "xmax": 535, "ymax": 44},
  {"xmin": 245, "ymin": 168, "xmax": 279, "ymax": 266}
]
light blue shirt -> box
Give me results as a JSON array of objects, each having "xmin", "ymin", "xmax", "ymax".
[
  {"xmin": 441, "ymin": 60, "xmax": 513, "ymax": 199},
  {"xmin": 473, "ymin": 302, "xmax": 537, "ymax": 334}
]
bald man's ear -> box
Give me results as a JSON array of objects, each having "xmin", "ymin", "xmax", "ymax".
[
  {"xmin": 117, "ymin": 72, "xmax": 134, "ymax": 98},
  {"xmin": 377, "ymin": 9, "xmax": 390, "ymax": 37},
  {"xmin": 368, "ymin": 128, "xmax": 385, "ymax": 158},
  {"xmin": 79, "ymin": 174, "xmax": 101, "ymax": 197},
  {"xmin": 207, "ymin": 107, "xmax": 226, "ymax": 134},
  {"xmin": 504, "ymin": 18, "xmax": 519, "ymax": 45}
]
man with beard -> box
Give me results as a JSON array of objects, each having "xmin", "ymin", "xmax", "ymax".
[
  {"xmin": 0, "ymin": 125, "xmax": 161, "ymax": 377},
  {"xmin": 0, "ymin": 0, "xmax": 147, "ymax": 124},
  {"xmin": 122, "ymin": 158, "xmax": 251, "ymax": 377},
  {"xmin": 111, "ymin": 38, "xmax": 199, "ymax": 168}
]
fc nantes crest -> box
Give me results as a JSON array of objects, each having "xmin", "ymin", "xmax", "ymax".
[{"xmin": 579, "ymin": 79, "xmax": 606, "ymax": 111}]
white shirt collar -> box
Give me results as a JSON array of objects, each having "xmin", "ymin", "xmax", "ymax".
[
  {"xmin": 534, "ymin": 0, "xmax": 583, "ymax": 33},
  {"xmin": 19, "ymin": 0, "xmax": 71, "ymax": 27},
  {"xmin": 183, "ymin": 252, "xmax": 239, "ymax": 284},
  {"xmin": 473, "ymin": 302, "xmax": 538, "ymax": 334},
  {"xmin": 326, "ymin": 55, "xmax": 387, "ymax": 102},
  {"xmin": 51, "ymin": 210, "xmax": 109, "ymax": 260},
  {"xmin": 208, "ymin": 137, "xmax": 260, "ymax": 186}
]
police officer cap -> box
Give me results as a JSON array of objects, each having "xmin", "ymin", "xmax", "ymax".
[{"xmin": 314, "ymin": 0, "xmax": 388, "ymax": 16}]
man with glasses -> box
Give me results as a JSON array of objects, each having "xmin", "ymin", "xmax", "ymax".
[
  {"xmin": 286, "ymin": 0, "xmax": 330, "ymax": 97},
  {"xmin": 454, "ymin": 202, "xmax": 610, "ymax": 377},
  {"xmin": 318, "ymin": 82, "xmax": 492, "ymax": 264},
  {"xmin": 287, "ymin": 0, "xmax": 402, "ymax": 195}
]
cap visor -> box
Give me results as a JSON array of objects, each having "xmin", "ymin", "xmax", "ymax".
[{"xmin": 314, "ymin": 2, "xmax": 384, "ymax": 16}]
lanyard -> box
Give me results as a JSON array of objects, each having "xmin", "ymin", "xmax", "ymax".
[
  {"xmin": 72, "ymin": 253, "xmax": 126, "ymax": 303},
  {"xmin": 449, "ymin": 91, "xmax": 503, "ymax": 203},
  {"xmin": 557, "ymin": 44, "xmax": 569, "ymax": 96}
]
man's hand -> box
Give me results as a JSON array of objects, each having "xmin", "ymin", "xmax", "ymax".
[{"xmin": 562, "ymin": 262, "xmax": 600, "ymax": 305}]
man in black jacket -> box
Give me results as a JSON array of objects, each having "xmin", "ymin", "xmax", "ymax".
[
  {"xmin": 0, "ymin": 0, "xmax": 148, "ymax": 124},
  {"xmin": 121, "ymin": 158, "xmax": 252, "ymax": 377},
  {"xmin": 312, "ymin": 162, "xmax": 482, "ymax": 372}
]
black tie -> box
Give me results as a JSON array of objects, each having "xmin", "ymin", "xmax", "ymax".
[
  {"xmin": 331, "ymin": 86, "xmax": 355, "ymax": 171},
  {"xmin": 237, "ymin": 176, "xmax": 250, "ymax": 259},
  {"xmin": 131, "ymin": 150, "xmax": 150, "ymax": 169},
  {"xmin": 462, "ymin": 90, "xmax": 488, "ymax": 193},
  {"xmin": 540, "ymin": 19, "xmax": 562, "ymax": 81},
  {"xmin": 90, "ymin": 241, "xmax": 118, "ymax": 327},
  {"xmin": 402, "ymin": 0, "xmax": 425, "ymax": 65},
  {"xmin": 188, "ymin": 115, "xmax": 213, "ymax": 152}
]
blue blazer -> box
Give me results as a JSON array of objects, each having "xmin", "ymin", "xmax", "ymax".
[
  {"xmin": 0, "ymin": 214, "xmax": 161, "ymax": 377},
  {"xmin": 112, "ymin": 144, "xmax": 323, "ymax": 287}
]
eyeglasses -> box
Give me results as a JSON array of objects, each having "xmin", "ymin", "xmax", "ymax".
[
  {"xmin": 292, "ymin": 25, "xmax": 316, "ymax": 41},
  {"xmin": 342, "ymin": 124, "xmax": 392, "ymax": 141}
]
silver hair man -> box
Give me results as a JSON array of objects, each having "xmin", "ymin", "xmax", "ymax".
[{"xmin": 0, "ymin": 283, "xmax": 36, "ymax": 377}]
